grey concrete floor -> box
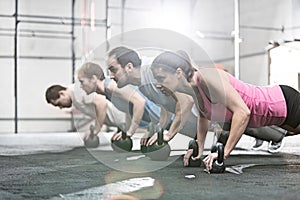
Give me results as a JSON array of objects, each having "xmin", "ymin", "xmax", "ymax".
[{"xmin": 0, "ymin": 131, "xmax": 300, "ymax": 199}]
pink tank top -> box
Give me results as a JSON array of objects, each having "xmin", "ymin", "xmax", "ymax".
[{"xmin": 194, "ymin": 73, "xmax": 287, "ymax": 128}]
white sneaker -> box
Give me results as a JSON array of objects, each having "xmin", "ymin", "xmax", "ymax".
[{"xmin": 268, "ymin": 138, "xmax": 284, "ymax": 153}]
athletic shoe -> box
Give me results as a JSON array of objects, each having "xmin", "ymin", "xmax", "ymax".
[
  {"xmin": 252, "ymin": 139, "xmax": 264, "ymax": 151},
  {"xmin": 268, "ymin": 138, "xmax": 284, "ymax": 153}
]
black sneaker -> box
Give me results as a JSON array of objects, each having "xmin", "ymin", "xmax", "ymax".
[{"xmin": 252, "ymin": 139, "xmax": 264, "ymax": 150}]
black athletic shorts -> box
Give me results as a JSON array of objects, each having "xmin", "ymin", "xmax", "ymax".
[{"xmin": 279, "ymin": 85, "xmax": 300, "ymax": 128}]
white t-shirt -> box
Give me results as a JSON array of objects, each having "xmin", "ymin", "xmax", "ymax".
[{"xmin": 70, "ymin": 83, "xmax": 127, "ymax": 128}]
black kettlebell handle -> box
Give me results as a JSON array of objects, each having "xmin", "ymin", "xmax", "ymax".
[
  {"xmin": 187, "ymin": 140, "xmax": 202, "ymax": 167},
  {"xmin": 89, "ymin": 125, "xmax": 95, "ymax": 139},
  {"xmin": 148, "ymin": 123, "xmax": 165, "ymax": 146},
  {"xmin": 188, "ymin": 140, "xmax": 199, "ymax": 158},
  {"xmin": 209, "ymin": 142, "xmax": 225, "ymax": 173},
  {"xmin": 121, "ymin": 131, "xmax": 127, "ymax": 140},
  {"xmin": 157, "ymin": 129, "xmax": 164, "ymax": 146},
  {"xmin": 211, "ymin": 142, "xmax": 224, "ymax": 165}
]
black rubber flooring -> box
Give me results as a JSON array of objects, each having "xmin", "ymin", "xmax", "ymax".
[{"xmin": 1, "ymin": 147, "xmax": 300, "ymax": 199}]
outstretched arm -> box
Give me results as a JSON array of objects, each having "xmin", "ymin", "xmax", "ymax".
[
  {"xmin": 93, "ymin": 94, "xmax": 108, "ymax": 133},
  {"xmin": 145, "ymin": 92, "xmax": 195, "ymax": 146},
  {"xmin": 212, "ymin": 70, "xmax": 250, "ymax": 158},
  {"xmin": 183, "ymin": 114, "xmax": 209, "ymax": 166},
  {"xmin": 113, "ymin": 85, "xmax": 146, "ymax": 137},
  {"xmin": 196, "ymin": 116, "xmax": 210, "ymax": 157},
  {"xmin": 83, "ymin": 93, "xmax": 107, "ymax": 141},
  {"xmin": 163, "ymin": 92, "xmax": 195, "ymax": 140},
  {"xmin": 199, "ymin": 69, "xmax": 250, "ymax": 170}
]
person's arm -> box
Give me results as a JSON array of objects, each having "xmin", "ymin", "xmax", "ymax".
[
  {"xmin": 165, "ymin": 92, "xmax": 194, "ymax": 140},
  {"xmin": 201, "ymin": 69, "xmax": 250, "ymax": 169},
  {"xmin": 214, "ymin": 71, "xmax": 250, "ymax": 158},
  {"xmin": 223, "ymin": 98, "xmax": 250, "ymax": 158},
  {"xmin": 183, "ymin": 115, "xmax": 209, "ymax": 166},
  {"xmin": 196, "ymin": 116, "xmax": 210, "ymax": 157},
  {"xmin": 158, "ymin": 106, "xmax": 173, "ymax": 129},
  {"xmin": 112, "ymin": 84, "xmax": 146, "ymax": 137},
  {"xmin": 83, "ymin": 93, "xmax": 108, "ymax": 141},
  {"xmin": 147, "ymin": 92, "xmax": 195, "ymax": 145},
  {"xmin": 92, "ymin": 93, "xmax": 108, "ymax": 134}
]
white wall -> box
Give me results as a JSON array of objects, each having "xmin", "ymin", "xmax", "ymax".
[
  {"xmin": 269, "ymin": 41, "xmax": 300, "ymax": 90},
  {"xmin": 109, "ymin": 0, "xmax": 298, "ymax": 86},
  {"xmin": 0, "ymin": 0, "xmax": 299, "ymax": 132},
  {"xmin": 0, "ymin": 0, "xmax": 106, "ymax": 132}
]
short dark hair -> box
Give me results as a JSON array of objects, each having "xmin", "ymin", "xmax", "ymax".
[
  {"xmin": 45, "ymin": 85, "xmax": 66, "ymax": 103},
  {"xmin": 108, "ymin": 46, "xmax": 142, "ymax": 68}
]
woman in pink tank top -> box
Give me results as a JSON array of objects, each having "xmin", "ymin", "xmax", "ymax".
[{"xmin": 151, "ymin": 50, "xmax": 300, "ymax": 171}]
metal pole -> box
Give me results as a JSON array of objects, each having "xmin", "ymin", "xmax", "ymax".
[
  {"xmin": 14, "ymin": 0, "xmax": 19, "ymax": 133},
  {"xmin": 234, "ymin": 0, "xmax": 240, "ymax": 79},
  {"xmin": 121, "ymin": 0, "xmax": 125, "ymax": 35},
  {"xmin": 0, "ymin": 28, "xmax": 72, "ymax": 35},
  {"xmin": 0, "ymin": 14, "xmax": 106, "ymax": 26},
  {"xmin": 17, "ymin": 19, "xmax": 105, "ymax": 26},
  {"xmin": 71, "ymin": 0, "xmax": 75, "ymax": 83},
  {"xmin": 0, "ymin": 55, "xmax": 83, "ymax": 60},
  {"xmin": 0, "ymin": 33, "xmax": 71, "ymax": 39},
  {"xmin": 105, "ymin": 0, "xmax": 110, "ymax": 51},
  {"xmin": 71, "ymin": 0, "xmax": 76, "ymax": 131}
]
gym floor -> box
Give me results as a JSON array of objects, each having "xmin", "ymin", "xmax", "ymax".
[{"xmin": 1, "ymin": 132, "xmax": 300, "ymax": 200}]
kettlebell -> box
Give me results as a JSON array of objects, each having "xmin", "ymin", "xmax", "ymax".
[
  {"xmin": 187, "ymin": 140, "xmax": 202, "ymax": 167},
  {"xmin": 146, "ymin": 129, "xmax": 171, "ymax": 161},
  {"xmin": 209, "ymin": 142, "xmax": 225, "ymax": 173},
  {"xmin": 217, "ymin": 131, "xmax": 229, "ymax": 146},
  {"xmin": 84, "ymin": 125, "xmax": 100, "ymax": 148},
  {"xmin": 140, "ymin": 137, "xmax": 150, "ymax": 154},
  {"xmin": 111, "ymin": 131, "xmax": 133, "ymax": 152}
]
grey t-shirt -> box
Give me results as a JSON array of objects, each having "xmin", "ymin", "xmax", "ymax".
[{"xmin": 139, "ymin": 64, "xmax": 177, "ymax": 113}]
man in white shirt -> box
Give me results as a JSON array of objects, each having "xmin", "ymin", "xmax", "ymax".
[{"xmin": 45, "ymin": 83, "xmax": 128, "ymax": 141}]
